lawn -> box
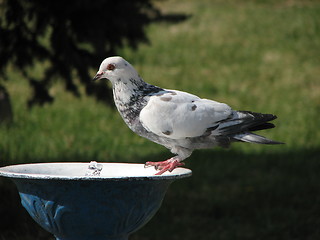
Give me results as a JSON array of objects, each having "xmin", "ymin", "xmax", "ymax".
[{"xmin": 1, "ymin": 0, "xmax": 320, "ymax": 239}]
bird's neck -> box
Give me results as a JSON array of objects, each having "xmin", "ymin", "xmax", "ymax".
[
  {"xmin": 112, "ymin": 77, "xmax": 147, "ymax": 104},
  {"xmin": 112, "ymin": 77, "xmax": 163, "ymax": 127}
]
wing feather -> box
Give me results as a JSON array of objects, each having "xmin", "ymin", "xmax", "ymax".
[{"xmin": 139, "ymin": 90, "xmax": 232, "ymax": 139}]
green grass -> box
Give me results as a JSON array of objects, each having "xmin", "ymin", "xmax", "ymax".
[{"xmin": 1, "ymin": 0, "xmax": 320, "ymax": 239}]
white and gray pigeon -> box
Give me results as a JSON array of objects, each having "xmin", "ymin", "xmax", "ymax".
[{"xmin": 93, "ymin": 56, "xmax": 283, "ymax": 175}]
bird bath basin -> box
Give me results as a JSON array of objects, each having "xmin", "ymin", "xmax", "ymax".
[{"xmin": 0, "ymin": 162, "xmax": 192, "ymax": 240}]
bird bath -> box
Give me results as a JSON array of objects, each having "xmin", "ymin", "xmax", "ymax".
[{"xmin": 0, "ymin": 162, "xmax": 192, "ymax": 240}]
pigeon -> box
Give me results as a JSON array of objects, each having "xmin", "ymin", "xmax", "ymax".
[{"xmin": 93, "ymin": 56, "xmax": 283, "ymax": 175}]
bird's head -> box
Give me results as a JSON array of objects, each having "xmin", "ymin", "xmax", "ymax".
[{"xmin": 93, "ymin": 56, "xmax": 139, "ymax": 84}]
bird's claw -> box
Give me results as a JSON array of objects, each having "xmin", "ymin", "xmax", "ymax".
[{"xmin": 145, "ymin": 158, "xmax": 185, "ymax": 175}]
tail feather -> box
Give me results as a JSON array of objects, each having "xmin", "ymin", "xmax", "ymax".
[
  {"xmin": 233, "ymin": 132, "xmax": 284, "ymax": 145},
  {"xmin": 216, "ymin": 110, "xmax": 283, "ymax": 145},
  {"xmin": 218, "ymin": 111, "xmax": 277, "ymax": 135}
]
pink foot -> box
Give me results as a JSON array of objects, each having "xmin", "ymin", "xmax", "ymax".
[{"xmin": 145, "ymin": 158, "xmax": 185, "ymax": 175}]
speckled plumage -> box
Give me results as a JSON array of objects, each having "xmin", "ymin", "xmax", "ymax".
[{"xmin": 93, "ymin": 56, "xmax": 282, "ymax": 174}]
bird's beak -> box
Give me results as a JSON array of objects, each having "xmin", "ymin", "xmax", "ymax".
[{"xmin": 92, "ymin": 71, "xmax": 103, "ymax": 81}]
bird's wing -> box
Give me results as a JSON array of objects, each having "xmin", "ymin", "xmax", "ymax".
[{"xmin": 139, "ymin": 90, "xmax": 232, "ymax": 139}]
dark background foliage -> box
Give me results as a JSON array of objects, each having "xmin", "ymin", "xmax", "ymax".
[{"xmin": 0, "ymin": 0, "xmax": 161, "ymax": 107}]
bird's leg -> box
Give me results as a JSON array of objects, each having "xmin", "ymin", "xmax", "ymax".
[{"xmin": 145, "ymin": 157, "xmax": 185, "ymax": 175}]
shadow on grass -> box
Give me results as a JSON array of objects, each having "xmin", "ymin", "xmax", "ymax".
[{"xmin": 0, "ymin": 148, "xmax": 319, "ymax": 240}]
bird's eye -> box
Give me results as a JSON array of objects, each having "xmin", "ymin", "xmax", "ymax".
[{"xmin": 107, "ymin": 64, "xmax": 116, "ymax": 71}]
